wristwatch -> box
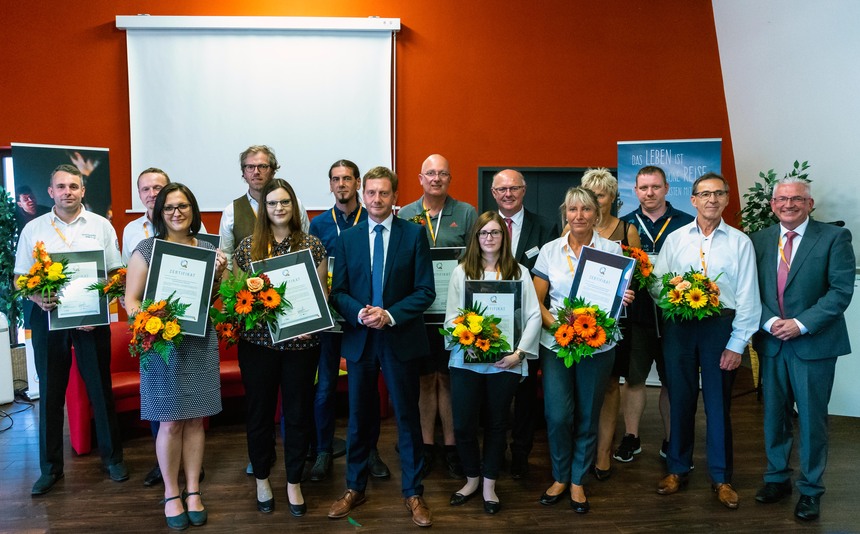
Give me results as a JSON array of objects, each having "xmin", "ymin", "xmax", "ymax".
[{"xmin": 515, "ymin": 349, "xmax": 526, "ymax": 361}]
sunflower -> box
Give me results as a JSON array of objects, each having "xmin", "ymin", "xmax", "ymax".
[
  {"xmin": 685, "ymin": 288, "xmax": 707, "ymax": 309},
  {"xmin": 554, "ymin": 324, "xmax": 575, "ymax": 347},
  {"xmin": 475, "ymin": 337, "xmax": 491, "ymax": 352},
  {"xmin": 234, "ymin": 290, "xmax": 254, "ymax": 315},
  {"xmin": 573, "ymin": 314, "xmax": 598, "ymax": 337},
  {"xmin": 260, "ymin": 288, "xmax": 282, "ymax": 309},
  {"xmin": 668, "ymin": 288, "xmax": 684, "ymax": 305},
  {"xmin": 584, "ymin": 326, "xmax": 607, "ymax": 348},
  {"xmin": 692, "ymin": 273, "xmax": 707, "ymax": 282},
  {"xmin": 460, "ymin": 330, "xmax": 476, "ymax": 346}
]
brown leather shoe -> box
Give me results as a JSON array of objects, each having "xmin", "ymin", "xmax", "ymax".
[
  {"xmin": 713, "ymin": 483, "xmax": 739, "ymax": 509},
  {"xmin": 656, "ymin": 474, "xmax": 688, "ymax": 495},
  {"xmin": 328, "ymin": 489, "xmax": 366, "ymax": 519},
  {"xmin": 404, "ymin": 495, "xmax": 432, "ymax": 527}
]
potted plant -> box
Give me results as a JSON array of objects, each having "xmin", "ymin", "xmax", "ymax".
[
  {"xmin": 0, "ymin": 186, "xmax": 21, "ymax": 345},
  {"xmin": 739, "ymin": 160, "xmax": 811, "ymax": 234}
]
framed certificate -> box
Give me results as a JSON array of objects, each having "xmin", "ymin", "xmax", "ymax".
[
  {"xmin": 48, "ymin": 250, "xmax": 110, "ymax": 330},
  {"xmin": 569, "ymin": 246, "xmax": 636, "ymax": 321},
  {"xmin": 464, "ymin": 280, "xmax": 523, "ymax": 351},
  {"xmin": 252, "ymin": 249, "xmax": 334, "ymax": 343},
  {"xmin": 196, "ymin": 232, "xmax": 221, "ymax": 249},
  {"xmin": 143, "ymin": 239, "xmax": 217, "ymax": 337},
  {"xmin": 425, "ymin": 247, "xmax": 465, "ymax": 324}
]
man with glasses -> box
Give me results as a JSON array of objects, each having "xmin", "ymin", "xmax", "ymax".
[
  {"xmin": 219, "ymin": 145, "xmax": 310, "ymax": 271},
  {"xmin": 397, "ymin": 154, "xmax": 477, "ymax": 479},
  {"xmin": 307, "ymin": 160, "xmax": 390, "ymax": 482},
  {"xmin": 651, "ymin": 172, "xmax": 760, "ymax": 510},
  {"xmin": 750, "ymin": 178, "xmax": 854, "ymax": 521},
  {"xmin": 615, "ymin": 166, "xmax": 693, "ymax": 464},
  {"xmin": 15, "ymin": 164, "xmax": 128, "ymax": 495},
  {"xmin": 490, "ymin": 169, "xmax": 557, "ymax": 479}
]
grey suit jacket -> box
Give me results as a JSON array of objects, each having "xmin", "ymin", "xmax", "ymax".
[{"xmin": 750, "ymin": 219, "xmax": 855, "ymax": 360}]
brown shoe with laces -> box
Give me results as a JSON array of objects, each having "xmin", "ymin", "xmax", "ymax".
[
  {"xmin": 404, "ymin": 495, "xmax": 432, "ymax": 527},
  {"xmin": 328, "ymin": 489, "xmax": 366, "ymax": 519}
]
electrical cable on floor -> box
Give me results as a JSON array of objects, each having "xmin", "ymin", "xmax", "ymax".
[{"xmin": 0, "ymin": 398, "xmax": 35, "ymax": 434}]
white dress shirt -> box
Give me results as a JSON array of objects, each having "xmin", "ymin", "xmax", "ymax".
[
  {"xmin": 121, "ymin": 214, "xmax": 208, "ymax": 264},
  {"xmin": 762, "ymin": 217, "xmax": 810, "ymax": 335},
  {"xmin": 652, "ymin": 218, "xmax": 762, "ymax": 354},
  {"xmin": 499, "ymin": 208, "xmax": 525, "ymax": 256}
]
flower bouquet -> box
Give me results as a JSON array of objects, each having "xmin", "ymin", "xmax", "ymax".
[
  {"xmin": 407, "ymin": 208, "xmax": 428, "ymax": 226},
  {"xmin": 549, "ymin": 297, "xmax": 618, "ymax": 367},
  {"xmin": 128, "ymin": 293, "xmax": 189, "ymax": 369},
  {"xmin": 14, "ymin": 241, "xmax": 72, "ymax": 301},
  {"xmin": 657, "ymin": 268, "xmax": 723, "ymax": 321},
  {"xmin": 209, "ymin": 270, "xmax": 290, "ymax": 345},
  {"xmin": 621, "ymin": 244, "xmax": 656, "ymax": 290},
  {"xmin": 86, "ymin": 267, "xmax": 127, "ymax": 301},
  {"xmin": 438, "ymin": 304, "xmax": 511, "ymax": 363}
]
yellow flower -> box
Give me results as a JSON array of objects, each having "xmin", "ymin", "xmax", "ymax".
[
  {"xmin": 452, "ymin": 324, "xmax": 468, "ymax": 338},
  {"xmin": 162, "ymin": 320, "xmax": 181, "ymax": 341},
  {"xmin": 46, "ymin": 262, "xmax": 65, "ymax": 282},
  {"xmin": 692, "ymin": 273, "xmax": 706, "ymax": 281},
  {"xmin": 668, "ymin": 289, "xmax": 684, "ymax": 305},
  {"xmin": 467, "ymin": 316, "xmax": 483, "ymax": 334},
  {"xmin": 685, "ymin": 288, "xmax": 707, "ymax": 309},
  {"xmin": 16, "ymin": 275, "xmax": 28, "ymax": 289},
  {"xmin": 145, "ymin": 316, "xmax": 164, "ymax": 335}
]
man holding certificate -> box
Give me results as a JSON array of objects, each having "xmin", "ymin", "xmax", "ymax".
[
  {"xmin": 651, "ymin": 172, "xmax": 761, "ymax": 509},
  {"xmin": 329, "ymin": 166, "xmax": 436, "ymax": 528},
  {"xmin": 14, "ymin": 164, "xmax": 127, "ymax": 495}
]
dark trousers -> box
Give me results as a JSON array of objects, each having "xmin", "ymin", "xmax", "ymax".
[
  {"xmin": 238, "ymin": 340, "xmax": 319, "ymax": 484},
  {"xmin": 346, "ymin": 330, "xmax": 424, "ymax": 497},
  {"xmin": 313, "ymin": 332, "xmax": 380, "ymax": 453},
  {"xmin": 761, "ymin": 343, "xmax": 836, "ymax": 497},
  {"xmin": 662, "ymin": 315, "xmax": 736, "ymax": 483},
  {"xmin": 510, "ymin": 358, "xmax": 541, "ymax": 458},
  {"xmin": 30, "ymin": 307, "xmax": 122, "ymax": 475},
  {"xmin": 451, "ymin": 367, "xmax": 520, "ymax": 480}
]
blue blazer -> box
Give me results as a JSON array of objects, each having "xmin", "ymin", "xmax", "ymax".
[
  {"xmin": 750, "ymin": 219, "xmax": 855, "ymax": 360},
  {"xmin": 331, "ymin": 216, "xmax": 436, "ymax": 362}
]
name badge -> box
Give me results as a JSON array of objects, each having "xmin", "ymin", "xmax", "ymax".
[{"xmin": 525, "ymin": 246, "xmax": 540, "ymax": 259}]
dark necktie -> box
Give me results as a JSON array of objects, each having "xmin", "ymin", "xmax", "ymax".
[
  {"xmin": 504, "ymin": 217, "xmax": 513, "ymax": 237},
  {"xmin": 777, "ymin": 230, "xmax": 798, "ymax": 317},
  {"xmin": 372, "ymin": 225, "xmax": 384, "ymax": 307}
]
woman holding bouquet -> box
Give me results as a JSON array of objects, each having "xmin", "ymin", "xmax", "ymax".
[
  {"xmin": 444, "ymin": 212, "xmax": 542, "ymax": 514},
  {"xmin": 233, "ymin": 179, "xmax": 327, "ymax": 517},
  {"xmin": 532, "ymin": 187, "xmax": 633, "ymax": 514},
  {"xmin": 126, "ymin": 183, "xmax": 227, "ymax": 529}
]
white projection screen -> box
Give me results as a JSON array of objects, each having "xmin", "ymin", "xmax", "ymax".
[{"xmin": 119, "ymin": 16, "xmax": 398, "ymax": 212}]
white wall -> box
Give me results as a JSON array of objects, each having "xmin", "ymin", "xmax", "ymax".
[{"xmin": 713, "ymin": 0, "xmax": 860, "ymax": 258}]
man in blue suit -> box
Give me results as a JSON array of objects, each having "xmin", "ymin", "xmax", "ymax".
[
  {"xmin": 328, "ymin": 166, "xmax": 436, "ymax": 528},
  {"xmin": 750, "ymin": 177, "xmax": 855, "ymax": 521}
]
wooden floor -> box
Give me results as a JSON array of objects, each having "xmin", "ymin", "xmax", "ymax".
[{"xmin": 1, "ymin": 368, "xmax": 858, "ymax": 533}]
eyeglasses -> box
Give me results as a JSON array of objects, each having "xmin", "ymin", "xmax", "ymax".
[
  {"xmin": 477, "ymin": 230, "xmax": 504, "ymax": 239},
  {"xmin": 772, "ymin": 196, "xmax": 809, "ymax": 205},
  {"xmin": 422, "ymin": 170, "xmax": 451, "ymax": 178},
  {"xmin": 266, "ymin": 199, "xmax": 292, "ymax": 208},
  {"xmin": 492, "ymin": 186, "xmax": 525, "ymax": 195},
  {"xmin": 163, "ymin": 204, "xmax": 191, "ymax": 214},
  {"xmin": 243, "ymin": 164, "xmax": 271, "ymax": 172},
  {"xmin": 693, "ymin": 190, "xmax": 728, "ymax": 199}
]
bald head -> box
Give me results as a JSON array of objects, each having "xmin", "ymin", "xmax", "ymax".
[
  {"xmin": 419, "ymin": 153, "xmax": 452, "ymax": 200},
  {"xmin": 491, "ymin": 169, "xmax": 527, "ymax": 217}
]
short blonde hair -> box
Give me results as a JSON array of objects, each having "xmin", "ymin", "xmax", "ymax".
[
  {"xmin": 581, "ymin": 168, "xmax": 618, "ymax": 200},
  {"xmin": 562, "ymin": 186, "xmax": 602, "ymax": 227}
]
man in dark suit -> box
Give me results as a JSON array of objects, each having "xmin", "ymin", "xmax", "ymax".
[
  {"xmin": 328, "ymin": 166, "xmax": 436, "ymax": 528},
  {"xmin": 750, "ymin": 177, "xmax": 855, "ymax": 521},
  {"xmin": 491, "ymin": 169, "xmax": 557, "ymax": 478}
]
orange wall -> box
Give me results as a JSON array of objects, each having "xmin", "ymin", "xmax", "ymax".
[{"xmin": 0, "ymin": 1, "xmax": 737, "ymax": 234}]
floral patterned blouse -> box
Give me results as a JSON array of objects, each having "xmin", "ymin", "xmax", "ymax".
[{"xmin": 234, "ymin": 233, "xmax": 327, "ymax": 351}]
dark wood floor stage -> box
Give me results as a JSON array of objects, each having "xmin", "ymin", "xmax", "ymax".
[{"xmin": 1, "ymin": 368, "xmax": 858, "ymax": 533}]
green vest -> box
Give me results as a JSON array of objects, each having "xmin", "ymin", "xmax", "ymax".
[{"xmin": 232, "ymin": 195, "xmax": 256, "ymax": 247}]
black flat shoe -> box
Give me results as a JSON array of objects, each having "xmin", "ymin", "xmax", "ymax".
[
  {"xmin": 483, "ymin": 499, "xmax": 501, "ymax": 514},
  {"xmin": 450, "ymin": 488, "xmax": 480, "ymax": 506},
  {"xmin": 539, "ymin": 487, "xmax": 568, "ymax": 506},
  {"xmin": 591, "ymin": 464, "xmax": 611, "ymax": 481},
  {"xmin": 161, "ymin": 495, "xmax": 190, "ymax": 531},
  {"xmin": 257, "ymin": 497, "xmax": 274, "ymax": 513},
  {"xmin": 183, "ymin": 491, "xmax": 207, "ymax": 526},
  {"xmin": 289, "ymin": 501, "xmax": 307, "ymax": 517},
  {"xmin": 570, "ymin": 499, "xmax": 590, "ymax": 514}
]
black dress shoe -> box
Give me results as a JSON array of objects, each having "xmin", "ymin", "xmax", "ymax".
[
  {"xmin": 510, "ymin": 454, "xmax": 529, "ymax": 480},
  {"xmin": 310, "ymin": 452, "xmax": 333, "ymax": 481},
  {"xmin": 143, "ymin": 465, "xmax": 163, "ymax": 487},
  {"xmin": 257, "ymin": 497, "xmax": 275, "ymax": 513},
  {"xmin": 570, "ymin": 499, "xmax": 590, "ymax": 514},
  {"xmin": 287, "ymin": 495, "xmax": 307, "ymax": 517},
  {"xmin": 539, "ymin": 487, "xmax": 568, "ymax": 506},
  {"xmin": 449, "ymin": 488, "xmax": 479, "ymax": 506},
  {"xmin": 755, "ymin": 481, "xmax": 792, "ymax": 503},
  {"xmin": 107, "ymin": 462, "xmax": 130, "ymax": 482},
  {"xmin": 483, "ymin": 499, "xmax": 501, "ymax": 514},
  {"xmin": 369, "ymin": 448, "xmax": 391, "ymax": 479},
  {"xmin": 794, "ymin": 495, "xmax": 820, "ymax": 521},
  {"xmin": 31, "ymin": 472, "xmax": 64, "ymax": 496},
  {"xmin": 591, "ymin": 464, "xmax": 611, "ymax": 481}
]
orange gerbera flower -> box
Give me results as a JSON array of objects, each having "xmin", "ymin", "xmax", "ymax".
[
  {"xmin": 554, "ymin": 324, "xmax": 575, "ymax": 347},
  {"xmin": 573, "ymin": 314, "xmax": 598, "ymax": 337},
  {"xmin": 709, "ymin": 294, "xmax": 720, "ymax": 307},
  {"xmin": 132, "ymin": 311, "xmax": 151, "ymax": 332},
  {"xmin": 147, "ymin": 300, "xmax": 166, "ymax": 312},
  {"xmin": 259, "ymin": 288, "xmax": 281, "ymax": 309},
  {"xmin": 585, "ymin": 326, "xmax": 607, "ymax": 348},
  {"xmin": 460, "ymin": 330, "xmax": 476, "ymax": 345},
  {"xmin": 452, "ymin": 315, "xmax": 465, "ymax": 325},
  {"xmin": 234, "ymin": 290, "xmax": 254, "ymax": 315},
  {"xmin": 475, "ymin": 337, "xmax": 491, "ymax": 352},
  {"xmin": 640, "ymin": 265, "xmax": 652, "ymax": 277},
  {"xmin": 29, "ymin": 262, "xmax": 42, "ymax": 275},
  {"xmin": 26, "ymin": 276, "xmax": 41, "ymax": 289}
]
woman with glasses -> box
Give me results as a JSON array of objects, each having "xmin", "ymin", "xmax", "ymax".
[
  {"xmin": 125, "ymin": 183, "xmax": 227, "ymax": 530},
  {"xmin": 233, "ymin": 178, "xmax": 327, "ymax": 517},
  {"xmin": 533, "ymin": 187, "xmax": 633, "ymax": 514},
  {"xmin": 444, "ymin": 211, "xmax": 541, "ymax": 515}
]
